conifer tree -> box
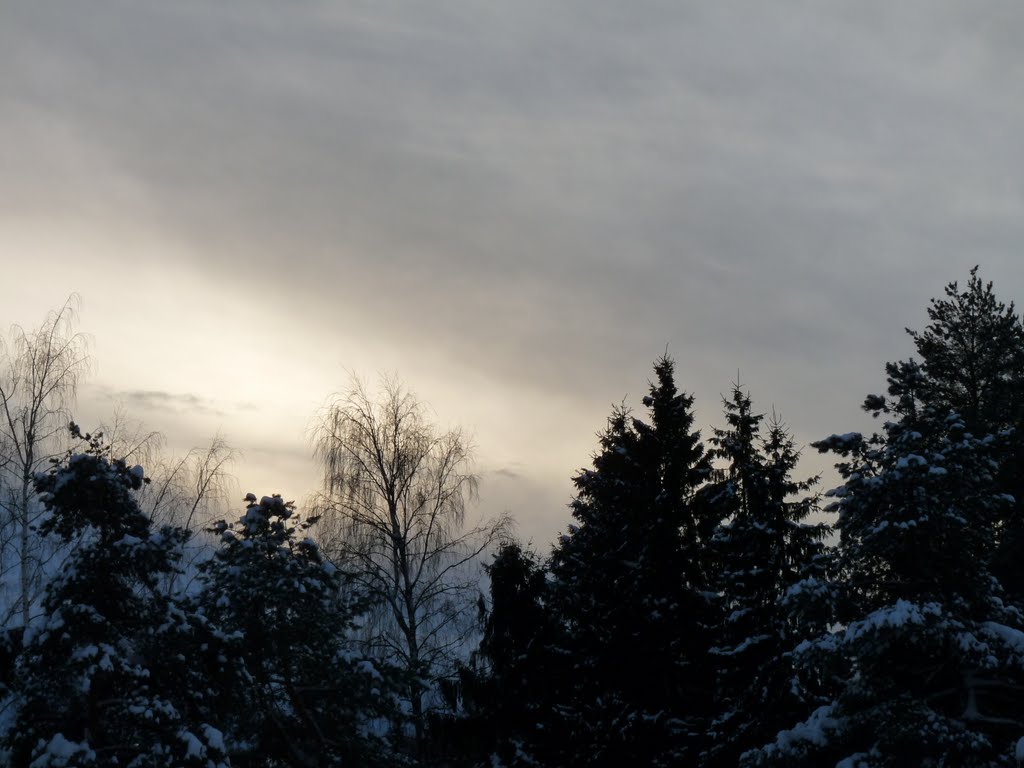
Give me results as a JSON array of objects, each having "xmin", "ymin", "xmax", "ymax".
[
  {"xmin": 704, "ymin": 386, "xmax": 827, "ymax": 767},
  {"xmin": 451, "ymin": 541, "xmax": 562, "ymax": 767},
  {"xmin": 750, "ymin": 361, "xmax": 1024, "ymax": 767},
  {"xmin": 904, "ymin": 268, "xmax": 1024, "ymax": 606},
  {"xmin": 907, "ymin": 267, "xmax": 1024, "ymax": 433},
  {"xmin": 199, "ymin": 493, "xmax": 397, "ymax": 767},
  {"xmin": 5, "ymin": 425, "xmax": 227, "ymax": 767},
  {"xmin": 548, "ymin": 356, "xmax": 718, "ymax": 766}
]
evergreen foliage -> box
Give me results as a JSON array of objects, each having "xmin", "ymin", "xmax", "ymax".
[
  {"xmin": 548, "ymin": 355, "xmax": 718, "ymax": 766},
  {"xmin": 451, "ymin": 541, "xmax": 563, "ymax": 767},
  {"xmin": 704, "ymin": 386, "xmax": 828, "ymax": 767},
  {"xmin": 907, "ymin": 267, "xmax": 1024, "ymax": 433},
  {"xmin": 904, "ymin": 268, "xmax": 1024, "ymax": 607},
  {"xmin": 199, "ymin": 493, "xmax": 397, "ymax": 767},
  {"xmin": 750, "ymin": 361, "xmax": 1024, "ymax": 767},
  {"xmin": 4, "ymin": 425, "xmax": 227, "ymax": 768}
]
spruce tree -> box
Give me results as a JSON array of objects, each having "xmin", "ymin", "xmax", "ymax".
[
  {"xmin": 452, "ymin": 541, "xmax": 563, "ymax": 767},
  {"xmin": 198, "ymin": 493, "xmax": 397, "ymax": 767},
  {"xmin": 548, "ymin": 356, "xmax": 718, "ymax": 766},
  {"xmin": 5, "ymin": 425, "xmax": 227, "ymax": 767},
  {"xmin": 704, "ymin": 386, "xmax": 828, "ymax": 767},
  {"xmin": 749, "ymin": 361, "xmax": 1024, "ymax": 767}
]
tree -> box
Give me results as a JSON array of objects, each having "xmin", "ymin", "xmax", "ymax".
[
  {"xmin": 4, "ymin": 425, "xmax": 227, "ymax": 767},
  {"xmin": 702, "ymin": 385, "xmax": 828, "ymax": 767},
  {"xmin": 547, "ymin": 355, "xmax": 719, "ymax": 766},
  {"xmin": 449, "ymin": 540, "xmax": 564, "ymax": 766},
  {"xmin": 100, "ymin": 409, "xmax": 238, "ymax": 595},
  {"xmin": 907, "ymin": 266, "xmax": 1024, "ymax": 433},
  {"xmin": 199, "ymin": 493, "xmax": 396, "ymax": 767},
  {"xmin": 0, "ymin": 297, "xmax": 88, "ymax": 627},
  {"xmin": 749, "ymin": 361, "xmax": 1024, "ymax": 767},
  {"xmin": 137, "ymin": 435, "xmax": 237, "ymax": 533},
  {"xmin": 312, "ymin": 374, "xmax": 507, "ymax": 757},
  {"xmin": 903, "ymin": 268, "xmax": 1024, "ymax": 606}
]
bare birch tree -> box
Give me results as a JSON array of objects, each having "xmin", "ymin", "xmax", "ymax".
[
  {"xmin": 0, "ymin": 297, "xmax": 89, "ymax": 627},
  {"xmin": 101, "ymin": 408, "xmax": 237, "ymax": 594},
  {"xmin": 312, "ymin": 374, "xmax": 507, "ymax": 755}
]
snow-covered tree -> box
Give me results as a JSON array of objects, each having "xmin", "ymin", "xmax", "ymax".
[
  {"xmin": 4, "ymin": 425, "xmax": 227, "ymax": 768},
  {"xmin": 749, "ymin": 361, "xmax": 1024, "ymax": 767},
  {"xmin": 703, "ymin": 386, "xmax": 828, "ymax": 767},
  {"xmin": 548, "ymin": 356, "xmax": 719, "ymax": 766},
  {"xmin": 904, "ymin": 268, "xmax": 1024, "ymax": 608},
  {"xmin": 199, "ymin": 493, "xmax": 397, "ymax": 767}
]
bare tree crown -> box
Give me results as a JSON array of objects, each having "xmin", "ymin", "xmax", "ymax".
[{"xmin": 311, "ymin": 373, "xmax": 506, "ymax": 754}]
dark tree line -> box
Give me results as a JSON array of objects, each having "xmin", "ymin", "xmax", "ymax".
[
  {"xmin": 4, "ymin": 268, "xmax": 1024, "ymax": 767},
  {"xmin": 453, "ymin": 268, "xmax": 1024, "ymax": 768}
]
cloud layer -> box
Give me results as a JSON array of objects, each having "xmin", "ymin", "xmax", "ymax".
[{"xmin": 4, "ymin": 1, "xmax": 1024, "ymax": 541}]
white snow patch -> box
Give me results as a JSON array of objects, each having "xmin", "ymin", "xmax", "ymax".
[
  {"xmin": 843, "ymin": 600, "xmax": 942, "ymax": 642},
  {"xmin": 29, "ymin": 734, "xmax": 95, "ymax": 767},
  {"xmin": 984, "ymin": 622, "xmax": 1024, "ymax": 654},
  {"xmin": 202, "ymin": 724, "xmax": 225, "ymax": 753},
  {"xmin": 771, "ymin": 704, "xmax": 838, "ymax": 750}
]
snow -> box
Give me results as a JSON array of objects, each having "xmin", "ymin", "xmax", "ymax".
[
  {"xmin": 758, "ymin": 704, "xmax": 838, "ymax": 756},
  {"xmin": 29, "ymin": 734, "xmax": 95, "ymax": 767},
  {"xmin": 895, "ymin": 454, "xmax": 926, "ymax": 469},
  {"xmin": 357, "ymin": 659, "xmax": 383, "ymax": 680},
  {"xmin": 983, "ymin": 622, "xmax": 1024, "ymax": 655},
  {"xmin": 836, "ymin": 752, "xmax": 876, "ymax": 768},
  {"xmin": 181, "ymin": 730, "xmax": 205, "ymax": 758},
  {"xmin": 202, "ymin": 724, "xmax": 225, "ymax": 752},
  {"xmin": 843, "ymin": 600, "xmax": 943, "ymax": 642}
]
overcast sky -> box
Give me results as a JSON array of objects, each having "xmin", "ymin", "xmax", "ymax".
[{"xmin": 4, "ymin": 1, "xmax": 1024, "ymax": 545}]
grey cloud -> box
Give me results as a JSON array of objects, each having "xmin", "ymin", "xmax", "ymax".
[
  {"xmin": 485, "ymin": 467, "xmax": 524, "ymax": 481},
  {"xmin": 6, "ymin": 1, "xmax": 1024, "ymax": 540},
  {"xmin": 110, "ymin": 390, "xmax": 225, "ymax": 416}
]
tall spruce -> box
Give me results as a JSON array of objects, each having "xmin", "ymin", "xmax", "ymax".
[
  {"xmin": 548, "ymin": 356, "xmax": 718, "ymax": 766},
  {"xmin": 750, "ymin": 360, "xmax": 1024, "ymax": 767},
  {"xmin": 704, "ymin": 386, "xmax": 828, "ymax": 767},
  {"xmin": 4, "ymin": 425, "xmax": 227, "ymax": 767}
]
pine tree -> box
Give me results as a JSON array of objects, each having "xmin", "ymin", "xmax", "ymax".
[
  {"xmin": 198, "ymin": 493, "xmax": 397, "ymax": 767},
  {"xmin": 5, "ymin": 425, "xmax": 228, "ymax": 767},
  {"xmin": 548, "ymin": 356, "xmax": 718, "ymax": 766},
  {"xmin": 703, "ymin": 386, "xmax": 828, "ymax": 767},
  {"xmin": 904, "ymin": 268, "xmax": 1024, "ymax": 607},
  {"xmin": 749, "ymin": 361, "xmax": 1024, "ymax": 767},
  {"xmin": 907, "ymin": 267, "xmax": 1024, "ymax": 433}
]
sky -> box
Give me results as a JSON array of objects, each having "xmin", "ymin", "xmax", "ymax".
[{"xmin": 3, "ymin": 1, "xmax": 1024, "ymax": 546}]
